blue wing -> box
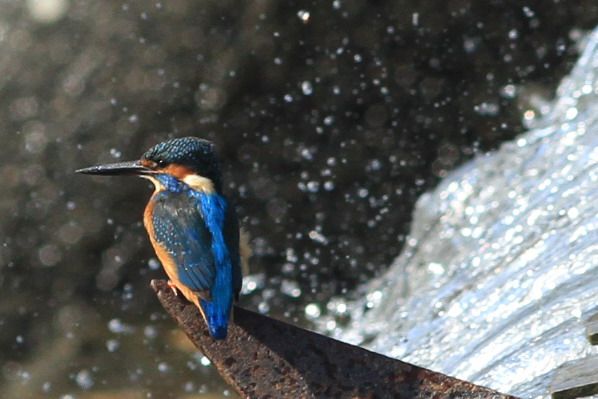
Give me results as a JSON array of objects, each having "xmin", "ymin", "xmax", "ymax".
[{"xmin": 151, "ymin": 191, "xmax": 216, "ymax": 297}]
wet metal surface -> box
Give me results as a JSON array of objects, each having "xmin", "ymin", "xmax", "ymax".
[
  {"xmin": 548, "ymin": 312, "xmax": 598, "ymax": 399},
  {"xmin": 585, "ymin": 313, "xmax": 598, "ymax": 345},
  {"xmin": 549, "ymin": 356, "xmax": 598, "ymax": 399},
  {"xmin": 152, "ymin": 280, "xmax": 518, "ymax": 399}
]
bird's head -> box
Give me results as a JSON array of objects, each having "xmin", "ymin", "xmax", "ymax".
[{"xmin": 76, "ymin": 137, "xmax": 223, "ymax": 193}]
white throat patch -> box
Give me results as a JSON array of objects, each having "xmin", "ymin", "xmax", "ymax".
[{"xmin": 182, "ymin": 174, "xmax": 215, "ymax": 194}]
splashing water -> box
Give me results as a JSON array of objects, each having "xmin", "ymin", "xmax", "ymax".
[{"xmin": 324, "ymin": 28, "xmax": 598, "ymax": 398}]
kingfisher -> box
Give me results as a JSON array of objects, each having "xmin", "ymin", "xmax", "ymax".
[{"xmin": 77, "ymin": 137, "xmax": 247, "ymax": 339}]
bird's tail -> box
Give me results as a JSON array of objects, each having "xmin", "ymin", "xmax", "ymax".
[{"xmin": 200, "ymin": 295, "xmax": 231, "ymax": 339}]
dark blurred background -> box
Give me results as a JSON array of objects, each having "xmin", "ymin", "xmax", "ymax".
[{"xmin": 1, "ymin": 1, "xmax": 597, "ymax": 398}]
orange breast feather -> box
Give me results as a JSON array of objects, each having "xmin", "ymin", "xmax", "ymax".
[{"xmin": 143, "ymin": 195, "xmax": 204, "ymax": 316}]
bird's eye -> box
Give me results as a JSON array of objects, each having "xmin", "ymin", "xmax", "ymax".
[{"xmin": 156, "ymin": 159, "xmax": 168, "ymax": 168}]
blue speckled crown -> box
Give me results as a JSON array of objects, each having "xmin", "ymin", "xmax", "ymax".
[{"xmin": 142, "ymin": 137, "xmax": 223, "ymax": 191}]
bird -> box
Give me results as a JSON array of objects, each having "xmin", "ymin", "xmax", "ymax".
[{"xmin": 77, "ymin": 137, "xmax": 248, "ymax": 339}]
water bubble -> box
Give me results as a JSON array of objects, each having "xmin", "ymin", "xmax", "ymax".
[
  {"xmin": 157, "ymin": 362, "xmax": 170, "ymax": 373},
  {"xmin": 502, "ymin": 84, "xmax": 517, "ymax": 98},
  {"xmin": 522, "ymin": 6, "xmax": 535, "ymax": 17},
  {"xmin": 297, "ymin": 10, "xmax": 310, "ymax": 23},
  {"xmin": 305, "ymin": 303, "xmax": 321, "ymax": 318},
  {"xmin": 523, "ymin": 110, "xmax": 536, "ymax": 121},
  {"xmin": 144, "ymin": 326, "xmax": 158, "ymax": 339},
  {"xmin": 106, "ymin": 339, "xmax": 119, "ymax": 352},
  {"xmin": 75, "ymin": 369, "xmax": 94, "ymax": 390},
  {"xmin": 281, "ymin": 279, "xmax": 301, "ymax": 298},
  {"xmin": 412, "ymin": 12, "xmax": 419, "ymax": 26},
  {"xmin": 300, "ymin": 147, "xmax": 314, "ymax": 160},
  {"xmin": 565, "ymin": 107, "xmax": 578, "ymax": 120},
  {"xmin": 148, "ymin": 257, "xmax": 160, "ymax": 270},
  {"xmin": 301, "ymin": 81, "xmax": 313, "ymax": 95},
  {"xmin": 110, "ymin": 148, "xmax": 122, "ymax": 159},
  {"xmin": 38, "ymin": 244, "xmax": 62, "ymax": 267},
  {"xmin": 241, "ymin": 273, "xmax": 265, "ymax": 294},
  {"xmin": 474, "ymin": 102, "xmax": 499, "ymax": 116},
  {"xmin": 306, "ymin": 181, "xmax": 319, "ymax": 192},
  {"xmin": 107, "ymin": 318, "xmax": 134, "ymax": 334},
  {"xmin": 258, "ymin": 301, "xmax": 270, "ymax": 313},
  {"xmin": 309, "ymin": 230, "xmax": 328, "ymax": 244},
  {"xmin": 369, "ymin": 159, "xmax": 382, "ymax": 171}
]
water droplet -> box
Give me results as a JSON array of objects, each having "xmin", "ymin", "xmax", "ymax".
[
  {"xmin": 301, "ymin": 81, "xmax": 313, "ymax": 95},
  {"xmin": 297, "ymin": 10, "xmax": 310, "ymax": 23},
  {"xmin": 109, "ymin": 148, "xmax": 122, "ymax": 159},
  {"xmin": 305, "ymin": 303, "xmax": 321, "ymax": 318},
  {"xmin": 148, "ymin": 258, "xmax": 160, "ymax": 270},
  {"xmin": 158, "ymin": 362, "xmax": 170, "ymax": 373},
  {"xmin": 281, "ymin": 279, "xmax": 301, "ymax": 298},
  {"xmin": 565, "ymin": 107, "xmax": 578, "ymax": 120},
  {"xmin": 309, "ymin": 230, "xmax": 328, "ymax": 244},
  {"xmin": 75, "ymin": 369, "xmax": 94, "ymax": 390},
  {"xmin": 108, "ymin": 318, "xmax": 134, "ymax": 334},
  {"xmin": 106, "ymin": 339, "xmax": 119, "ymax": 352}
]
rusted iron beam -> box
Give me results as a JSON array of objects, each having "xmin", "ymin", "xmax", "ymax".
[
  {"xmin": 549, "ymin": 356, "xmax": 598, "ymax": 399},
  {"xmin": 151, "ymin": 279, "xmax": 518, "ymax": 399},
  {"xmin": 585, "ymin": 312, "xmax": 598, "ymax": 345}
]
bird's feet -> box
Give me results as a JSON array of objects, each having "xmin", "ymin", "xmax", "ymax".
[{"xmin": 167, "ymin": 280, "xmax": 179, "ymax": 296}]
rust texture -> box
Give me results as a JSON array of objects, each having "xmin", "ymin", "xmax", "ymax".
[{"xmin": 151, "ymin": 279, "xmax": 518, "ymax": 399}]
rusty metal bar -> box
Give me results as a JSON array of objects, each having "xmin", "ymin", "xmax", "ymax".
[
  {"xmin": 585, "ymin": 312, "xmax": 598, "ymax": 345},
  {"xmin": 549, "ymin": 356, "xmax": 598, "ymax": 399},
  {"xmin": 151, "ymin": 279, "xmax": 518, "ymax": 399}
]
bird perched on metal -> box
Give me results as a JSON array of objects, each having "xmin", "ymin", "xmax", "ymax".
[{"xmin": 77, "ymin": 137, "xmax": 247, "ymax": 339}]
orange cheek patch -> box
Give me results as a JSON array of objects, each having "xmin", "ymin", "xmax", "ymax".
[{"xmin": 162, "ymin": 164, "xmax": 194, "ymax": 180}]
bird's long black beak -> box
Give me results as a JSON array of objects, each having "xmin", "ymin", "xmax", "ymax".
[{"xmin": 76, "ymin": 160, "xmax": 152, "ymax": 176}]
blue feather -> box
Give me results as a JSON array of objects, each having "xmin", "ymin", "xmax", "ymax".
[{"xmin": 194, "ymin": 192, "xmax": 233, "ymax": 339}]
